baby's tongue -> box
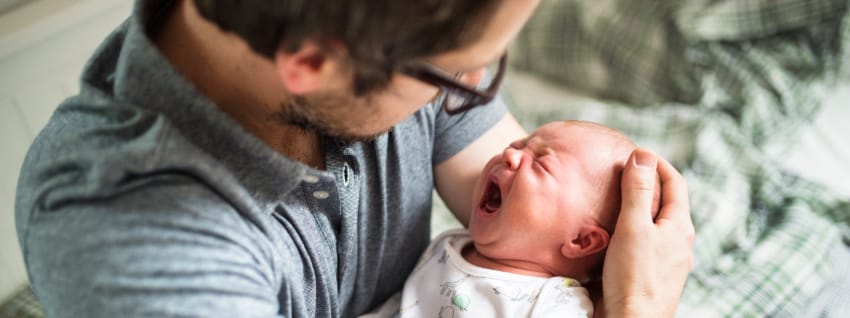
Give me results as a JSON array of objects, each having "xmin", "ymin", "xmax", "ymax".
[{"xmin": 484, "ymin": 192, "xmax": 501, "ymax": 213}]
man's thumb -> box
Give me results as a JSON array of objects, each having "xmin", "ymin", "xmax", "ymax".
[{"xmin": 619, "ymin": 148, "xmax": 658, "ymax": 226}]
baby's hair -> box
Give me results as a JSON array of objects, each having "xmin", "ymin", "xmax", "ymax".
[
  {"xmin": 559, "ymin": 121, "xmax": 643, "ymax": 232},
  {"xmin": 556, "ymin": 120, "xmax": 663, "ymax": 282}
]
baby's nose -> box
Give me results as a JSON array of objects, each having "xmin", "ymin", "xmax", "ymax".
[{"xmin": 502, "ymin": 147, "xmax": 523, "ymax": 170}]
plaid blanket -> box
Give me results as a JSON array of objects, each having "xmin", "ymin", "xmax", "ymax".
[
  {"xmin": 500, "ymin": 0, "xmax": 850, "ymax": 317},
  {"xmin": 0, "ymin": 286, "xmax": 43, "ymax": 318}
]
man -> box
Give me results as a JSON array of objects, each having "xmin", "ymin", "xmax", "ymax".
[{"xmin": 15, "ymin": 0, "xmax": 694, "ymax": 317}]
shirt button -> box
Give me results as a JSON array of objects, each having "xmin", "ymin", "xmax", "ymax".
[
  {"xmin": 312, "ymin": 191, "xmax": 330, "ymax": 199},
  {"xmin": 302, "ymin": 174, "xmax": 320, "ymax": 183}
]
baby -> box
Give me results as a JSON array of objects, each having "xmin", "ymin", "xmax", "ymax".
[{"xmin": 370, "ymin": 120, "xmax": 661, "ymax": 318}]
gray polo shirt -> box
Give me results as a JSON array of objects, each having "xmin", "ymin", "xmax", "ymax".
[{"xmin": 14, "ymin": 1, "xmax": 507, "ymax": 317}]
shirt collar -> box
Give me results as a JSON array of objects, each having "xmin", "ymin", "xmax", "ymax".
[{"xmin": 102, "ymin": 0, "xmax": 311, "ymax": 204}]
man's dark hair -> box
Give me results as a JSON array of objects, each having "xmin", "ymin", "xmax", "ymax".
[{"xmin": 193, "ymin": 0, "xmax": 503, "ymax": 95}]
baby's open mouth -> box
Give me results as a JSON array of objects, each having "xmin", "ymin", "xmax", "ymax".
[{"xmin": 480, "ymin": 180, "xmax": 502, "ymax": 213}]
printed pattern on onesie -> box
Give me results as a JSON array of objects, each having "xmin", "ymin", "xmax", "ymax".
[{"xmin": 396, "ymin": 229, "xmax": 593, "ymax": 317}]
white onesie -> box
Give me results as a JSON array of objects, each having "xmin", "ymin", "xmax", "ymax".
[{"xmin": 364, "ymin": 229, "xmax": 594, "ymax": 318}]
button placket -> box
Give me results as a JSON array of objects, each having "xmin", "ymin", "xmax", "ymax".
[
  {"xmin": 301, "ymin": 172, "xmax": 333, "ymax": 201},
  {"xmin": 342, "ymin": 162, "xmax": 351, "ymax": 187},
  {"xmin": 302, "ymin": 174, "xmax": 320, "ymax": 184},
  {"xmin": 312, "ymin": 190, "xmax": 330, "ymax": 199}
]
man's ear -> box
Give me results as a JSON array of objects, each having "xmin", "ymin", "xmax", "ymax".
[
  {"xmin": 273, "ymin": 41, "xmax": 345, "ymax": 94},
  {"xmin": 561, "ymin": 225, "xmax": 610, "ymax": 259}
]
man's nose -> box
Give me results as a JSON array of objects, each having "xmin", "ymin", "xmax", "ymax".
[
  {"xmin": 459, "ymin": 68, "xmax": 486, "ymax": 87},
  {"xmin": 502, "ymin": 147, "xmax": 523, "ymax": 170}
]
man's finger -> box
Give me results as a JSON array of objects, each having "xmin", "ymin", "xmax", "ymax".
[
  {"xmin": 618, "ymin": 148, "xmax": 659, "ymax": 227},
  {"xmin": 655, "ymin": 156, "xmax": 693, "ymax": 231}
]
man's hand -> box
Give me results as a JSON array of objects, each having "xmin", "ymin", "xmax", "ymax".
[{"xmin": 600, "ymin": 148, "xmax": 694, "ymax": 318}]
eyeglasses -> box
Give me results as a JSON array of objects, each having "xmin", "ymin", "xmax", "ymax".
[{"xmin": 397, "ymin": 53, "xmax": 507, "ymax": 115}]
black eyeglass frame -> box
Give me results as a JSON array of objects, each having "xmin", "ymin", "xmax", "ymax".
[{"xmin": 397, "ymin": 53, "xmax": 508, "ymax": 115}]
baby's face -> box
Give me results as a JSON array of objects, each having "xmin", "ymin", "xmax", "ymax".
[{"xmin": 468, "ymin": 121, "xmax": 632, "ymax": 264}]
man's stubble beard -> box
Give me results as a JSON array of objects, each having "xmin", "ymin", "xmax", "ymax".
[{"xmin": 271, "ymin": 93, "xmax": 390, "ymax": 143}]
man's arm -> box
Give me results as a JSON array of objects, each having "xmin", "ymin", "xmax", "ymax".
[
  {"xmin": 20, "ymin": 183, "xmax": 284, "ymax": 318},
  {"xmin": 433, "ymin": 113, "xmax": 527, "ymax": 226}
]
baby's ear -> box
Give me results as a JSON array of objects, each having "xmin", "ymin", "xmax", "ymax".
[{"xmin": 561, "ymin": 225, "xmax": 610, "ymax": 259}]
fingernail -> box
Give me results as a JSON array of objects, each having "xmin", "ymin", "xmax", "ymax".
[{"xmin": 635, "ymin": 150, "xmax": 655, "ymax": 168}]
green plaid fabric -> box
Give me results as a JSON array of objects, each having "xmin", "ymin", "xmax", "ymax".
[
  {"xmin": 512, "ymin": 0, "xmax": 703, "ymax": 108},
  {"xmin": 0, "ymin": 286, "xmax": 44, "ymax": 318},
  {"xmin": 676, "ymin": 112, "xmax": 850, "ymax": 317},
  {"xmin": 497, "ymin": 0, "xmax": 850, "ymax": 317},
  {"xmin": 676, "ymin": 0, "xmax": 850, "ymax": 41},
  {"xmin": 512, "ymin": 0, "xmax": 849, "ymax": 122}
]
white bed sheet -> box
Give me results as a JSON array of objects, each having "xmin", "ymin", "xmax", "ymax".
[{"xmin": 781, "ymin": 83, "xmax": 850, "ymax": 197}]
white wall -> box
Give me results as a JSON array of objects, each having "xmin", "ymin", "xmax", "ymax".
[{"xmin": 0, "ymin": 0, "xmax": 132, "ymax": 301}]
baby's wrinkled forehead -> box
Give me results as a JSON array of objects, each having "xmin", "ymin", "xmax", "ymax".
[{"xmin": 544, "ymin": 121, "xmax": 635, "ymax": 163}]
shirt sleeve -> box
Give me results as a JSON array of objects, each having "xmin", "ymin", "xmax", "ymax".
[
  {"xmin": 431, "ymin": 96, "xmax": 509, "ymax": 165},
  {"xmin": 19, "ymin": 178, "xmax": 284, "ymax": 318}
]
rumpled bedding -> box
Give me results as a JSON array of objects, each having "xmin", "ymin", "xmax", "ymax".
[{"xmin": 499, "ymin": 0, "xmax": 850, "ymax": 316}]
